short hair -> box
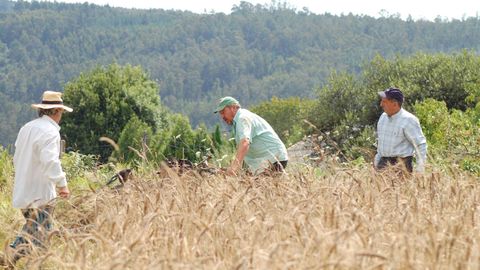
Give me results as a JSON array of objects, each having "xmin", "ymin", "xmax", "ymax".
[
  {"xmin": 38, "ymin": 108, "xmax": 59, "ymax": 117},
  {"xmin": 391, "ymin": 99, "xmax": 403, "ymax": 107}
]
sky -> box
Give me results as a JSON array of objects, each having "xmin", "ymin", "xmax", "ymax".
[{"xmin": 49, "ymin": 0, "xmax": 479, "ymax": 21}]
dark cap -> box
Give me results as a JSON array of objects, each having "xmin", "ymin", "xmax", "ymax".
[{"xmin": 378, "ymin": 87, "xmax": 404, "ymax": 103}]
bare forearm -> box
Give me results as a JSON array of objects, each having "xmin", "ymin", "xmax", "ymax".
[{"xmin": 230, "ymin": 138, "xmax": 249, "ymax": 173}]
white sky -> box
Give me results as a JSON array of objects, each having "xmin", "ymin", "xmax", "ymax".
[{"xmin": 50, "ymin": 0, "xmax": 479, "ymax": 21}]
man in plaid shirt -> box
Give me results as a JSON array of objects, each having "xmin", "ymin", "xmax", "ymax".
[{"xmin": 374, "ymin": 87, "xmax": 427, "ymax": 173}]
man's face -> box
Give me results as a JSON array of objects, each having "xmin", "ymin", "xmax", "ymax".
[
  {"xmin": 53, "ymin": 108, "xmax": 65, "ymax": 124},
  {"xmin": 380, "ymin": 97, "xmax": 399, "ymax": 116},
  {"xmin": 219, "ymin": 106, "xmax": 235, "ymax": 125}
]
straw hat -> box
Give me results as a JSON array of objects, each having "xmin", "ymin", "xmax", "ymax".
[{"xmin": 31, "ymin": 91, "xmax": 73, "ymax": 112}]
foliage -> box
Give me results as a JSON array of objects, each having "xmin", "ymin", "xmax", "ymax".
[
  {"xmin": 209, "ymin": 124, "xmax": 236, "ymax": 167},
  {"xmin": 114, "ymin": 114, "xmax": 234, "ymax": 165},
  {"xmin": 61, "ymin": 151, "xmax": 98, "ymax": 181},
  {"xmin": 306, "ymin": 52, "xmax": 480, "ymax": 169},
  {"xmin": 330, "ymin": 117, "xmax": 377, "ymax": 161},
  {"xmin": 162, "ymin": 114, "xmax": 196, "ymax": 161},
  {"xmin": 192, "ymin": 124, "xmax": 216, "ymax": 164},
  {"xmin": 160, "ymin": 114, "xmax": 221, "ymax": 163},
  {"xmin": 61, "ymin": 64, "xmax": 167, "ymax": 161},
  {"xmin": 211, "ymin": 124, "xmax": 224, "ymax": 151},
  {"xmin": 309, "ymin": 73, "xmax": 377, "ymax": 132},
  {"xmin": 363, "ymin": 52, "xmax": 480, "ymax": 111},
  {"xmin": 116, "ymin": 116, "xmax": 153, "ymax": 163},
  {"xmin": 414, "ymin": 99, "xmax": 480, "ymax": 175},
  {"xmin": 2, "ymin": 1, "xmax": 480, "ymax": 146},
  {"xmin": 0, "ymin": 145, "xmax": 13, "ymax": 190},
  {"xmin": 250, "ymin": 96, "xmax": 314, "ymax": 146}
]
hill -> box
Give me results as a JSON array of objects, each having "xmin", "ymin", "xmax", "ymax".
[{"xmin": 0, "ymin": 0, "xmax": 479, "ymax": 146}]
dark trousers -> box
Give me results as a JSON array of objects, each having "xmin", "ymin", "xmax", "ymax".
[
  {"xmin": 377, "ymin": 156, "xmax": 413, "ymax": 173},
  {"xmin": 271, "ymin": 160, "xmax": 288, "ymax": 172}
]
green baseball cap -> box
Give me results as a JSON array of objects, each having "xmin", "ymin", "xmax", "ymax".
[{"xmin": 214, "ymin": 96, "xmax": 240, "ymax": 113}]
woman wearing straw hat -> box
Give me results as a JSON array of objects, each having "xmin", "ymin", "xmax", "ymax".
[{"xmin": 3, "ymin": 91, "xmax": 72, "ymax": 267}]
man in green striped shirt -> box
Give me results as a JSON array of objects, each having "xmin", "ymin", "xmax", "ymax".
[{"xmin": 214, "ymin": 96, "xmax": 288, "ymax": 175}]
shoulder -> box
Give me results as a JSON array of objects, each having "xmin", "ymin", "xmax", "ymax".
[
  {"xmin": 234, "ymin": 109, "xmax": 253, "ymax": 128},
  {"xmin": 236, "ymin": 109, "xmax": 254, "ymax": 121},
  {"xmin": 17, "ymin": 119, "xmax": 57, "ymax": 146},
  {"xmin": 31, "ymin": 117, "xmax": 59, "ymax": 137},
  {"xmin": 378, "ymin": 112, "xmax": 388, "ymax": 122},
  {"xmin": 396, "ymin": 109, "xmax": 422, "ymax": 131},
  {"xmin": 20, "ymin": 118, "xmax": 44, "ymax": 133},
  {"xmin": 400, "ymin": 109, "xmax": 420, "ymax": 123}
]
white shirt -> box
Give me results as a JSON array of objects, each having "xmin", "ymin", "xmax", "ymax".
[
  {"xmin": 374, "ymin": 108, "xmax": 427, "ymax": 172},
  {"xmin": 12, "ymin": 115, "xmax": 67, "ymax": 208}
]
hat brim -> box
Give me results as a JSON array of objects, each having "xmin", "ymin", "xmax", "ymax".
[
  {"xmin": 31, "ymin": 104, "xmax": 73, "ymax": 112},
  {"xmin": 378, "ymin": 91, "xmax": 387, "ymax": 98},
  {"xmin": 213, "ymin": 106, "xmax": 225, "ymax": 114},
  {"xmin": 213, "ymin": 100, "xmax": 239, "ymax": 113}
]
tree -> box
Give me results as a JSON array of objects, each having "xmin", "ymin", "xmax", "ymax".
[
  {"xmin": 62, "ymin": 64, "xmax": 166, "ymax": 161},
  {"xmin": 116, "ymin": 115, "xmax": 153, "ymax": 163},
  {"xmin": 415, "ymin": 99, "xmax": 480, "ymax": 175},
  {"xmin": 162, "ymin": 114, "xmax": 196, "ymax": 161},
  {"xmin": 304, "ymin": 51, "xmax": 480, "ymax": 165},
  {"xmin": 2, "ymin": 1, "xmax": 480, "ymax": 148},
  {"xmin": 251, "ymin": 96, "xmax": 314, "ymax": 146}
]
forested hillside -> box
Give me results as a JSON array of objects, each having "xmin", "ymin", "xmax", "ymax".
[{"xmin": 0, "ymin": 0, "xmax": 479, "ymax": 146}]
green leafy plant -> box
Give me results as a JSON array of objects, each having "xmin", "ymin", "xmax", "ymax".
[
  {"xmin": 62, "ymin": 64, "xmax": 168, "ymax": 161},
  {"xmin": 251, "ymin": 96, "xmax": 315, "ymax": 146},
  {"xmin": 0, "ymin": 146, "xmax": 13, "ymax": 190}
]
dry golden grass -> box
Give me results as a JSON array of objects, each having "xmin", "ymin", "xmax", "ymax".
[{"xmin": 6, "ymin": 163, "xmax": 480, "ymax": 269}]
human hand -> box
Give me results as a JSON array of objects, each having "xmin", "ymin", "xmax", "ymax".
[
  {"xmin": 58, "ymin": 186, "xmax": 70, "ymax": 198},
  {"xmin": 225, "ymin": 167, "xmax": 238, "ymax": 176}
]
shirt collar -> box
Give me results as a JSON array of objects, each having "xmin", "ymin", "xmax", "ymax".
[
  {"xmin": 388, "ymin": 108, "xmax": 404, "ymax": 120},
  {"xmin": 42, "ymin": 115, "xmax": 61, "ymax": 131},
  {"xmin": 232, "ymin": 108, "xmax": 242, "ymax": 125}
]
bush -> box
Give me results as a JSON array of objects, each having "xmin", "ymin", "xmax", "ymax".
[
  {"xmin": 305, "ymin": 51, "xmax": 480, "ymax": 168},
  {"xmin": 414, "ymin": 98, "xmax": 480, "ymax": 175},
  {"xmin": 62, "ymin": 64, "xmax": 168, "ymax": 161},
  {"xmin": 61, "ymin": 151, "xmax": 98, "ymax": 181},
  {"xmin": 309, "ymin": 73, "xmax": 378, "ymax": 132},
  {"xmin": 0, "ymin": 146, "xmax": 13, "ymax": 190},
  {"xmin": 116, "ymin": 116, "xmax": 153, "ymax": 163},
  {"xmin": 251, "ymin": 96, "xmax": 315, "ymax": 146}
]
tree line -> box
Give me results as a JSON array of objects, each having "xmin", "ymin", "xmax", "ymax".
[
  {"xmin": 252, "ymin": 51, "xmax": 480, "ymax": 175},
  {"xmin": 0, "ymin": 0, "xmax": 479, "ymax": 147}
]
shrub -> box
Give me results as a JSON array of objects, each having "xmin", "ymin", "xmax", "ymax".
[
  {"xmin": 251, "ymin": 96, "xmax": 315, "ymax": 146},
  {"xmin": 116, "ymin": 116, "xmax": 153, "ymax": 163},
  {"xmin": 0, "ymin": 146, "xmax": 13, "ymax": 190},
  {"xmin": 62, "ymin": 64, "xmax": 168, "ymax": 161},
  {"xmin": 414, "ymin": 98, "xmax": 480, "ymax": 175}
]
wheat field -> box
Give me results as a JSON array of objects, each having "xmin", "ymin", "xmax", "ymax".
[{"xmin": 2, "ymin": 162, "xmax": 480, "ymax": 269}]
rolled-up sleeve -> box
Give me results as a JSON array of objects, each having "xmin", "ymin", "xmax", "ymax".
[{"xmin": 236, "ymin": 117, "xmax": 253, "ymax": 142}]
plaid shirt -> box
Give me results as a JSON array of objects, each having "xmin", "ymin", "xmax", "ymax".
[{"xmin": 374, "ymin": 108, "xmax": 427, "ymax": 172}]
